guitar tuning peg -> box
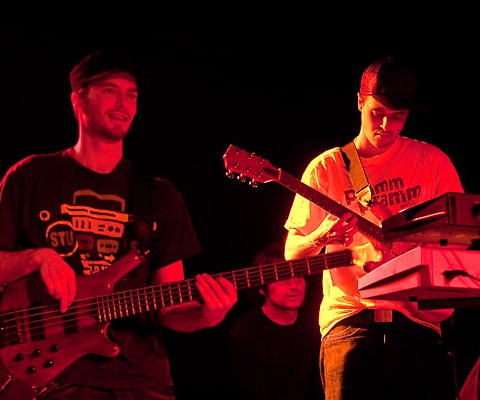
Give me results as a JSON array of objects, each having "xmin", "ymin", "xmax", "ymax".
[
  {"xmin": 249, "ymin": 179, "xmax": 258, "ymax": 188},
  {"xmin": 237, "ymin": 174, "xmax": 247, "ymax": 183},
  {"xmin": 226, "ymin": 170, "xmax": 235, "ymax": 179}
]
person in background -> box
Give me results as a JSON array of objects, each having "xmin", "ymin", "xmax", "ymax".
[
  {"xmin": 0, "ymin": 48, "xmax": 237, "ymax": 400},
  {"xmin": 283, "ymin": 56, "xmax": 464, "ymax": 400},
  {"xmin": 224, "ymin": 240, "xmax": 324, "ymax": 400}
]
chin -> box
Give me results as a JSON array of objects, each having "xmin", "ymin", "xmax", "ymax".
[{"xmin": 376, "ymin": 135, "xmax": 396, "ymax": 149}]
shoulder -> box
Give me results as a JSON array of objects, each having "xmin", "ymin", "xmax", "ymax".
[
  {"xmin": 398, "ymin": 136, "xmax": 454, "ymax": 161},
  {"xmin": 129, "ymin": 162, "xmax": 182, "ymax": 198},
  {"xmin": 130, "ymin": 172, "xmax": 191, "ymax": 225},
  {"xmin": 145, "ymin": 176, "xmax": 185, "ymax": 204},
  {"xmin": 300, "ymin": 147, "xmax": 346, "ymax": 183},
  {"xmin": 399, "ymin": 136, "xmax": 447, "ymax": 154},
  {"xmin": 9, "ymin": 151, "xmax": 64, "ymax": 168},
  {"xmin": 312, "ymin": 146, "xmax": 343, "ymax": 163},
  {"xmin": 1, "ymin": 151, "xmax": 65, "ymax": 180},
  {"xmin": 151, "ymin": 176, "xmax": 179, "ymax": 191},
  {"xmin": 304, "ymin": 146, "xmax": 343, "ymax": 170}
]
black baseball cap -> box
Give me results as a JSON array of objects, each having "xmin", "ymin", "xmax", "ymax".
[
  {"xmin": 359, "ymin": 56, "xmax": 417, "ymax": 110},
  {"xmin": 69, "ymin": 49, "xmax": 138, "ymax": 92}
]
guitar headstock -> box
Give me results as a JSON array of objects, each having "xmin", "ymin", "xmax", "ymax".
[{"xmin": 223, "ymin": 144, "xmax": 280, "ymax": 186}]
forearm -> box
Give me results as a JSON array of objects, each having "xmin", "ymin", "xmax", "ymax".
[
  {"xmin": 0, "ymin": 248, "xmax": 50, "ymax": 286},
  {"xmin": 157, "ymin": 302, "xmax": 223, "ymax": 332},
  {"xmin": 284, "ymin": 230, "xmax": 326, "ymax": 260},
  {"xmin": 285, "ymin": 213, "xmax": 358, "ymax": 260}
]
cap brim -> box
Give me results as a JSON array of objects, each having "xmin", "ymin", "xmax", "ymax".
[{"xmin": 373, "ymin": 94, "xmax": 416, "ymax": 110}]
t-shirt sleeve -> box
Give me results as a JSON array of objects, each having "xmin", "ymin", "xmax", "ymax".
[
  {"xmin": 0, "ymin": 161, "xmax": 26, "ymax": 250},
  {"xmin": 147, "ymin": 177, "xmax": 202, "ymax": 269}
]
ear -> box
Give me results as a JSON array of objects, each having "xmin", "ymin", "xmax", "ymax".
[
  {"xmin": 71, "ymin": 90, "xmax": 85, "ymax": 121},
  {"xmin": 357, "ymin": 93, "xmax": 364, "ymax": 112},
  {"xmin": 71, "ymin": 91, "xmax": 81, "ymax": 109}
]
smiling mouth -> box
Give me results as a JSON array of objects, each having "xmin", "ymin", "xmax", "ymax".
[{"xmin": 109, "ymin": 113, "xmax": 128, "ymax": 122}]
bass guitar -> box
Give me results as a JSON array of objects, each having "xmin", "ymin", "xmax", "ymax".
[
  {"xmin": 223, "ymin": 144, "xmax": 416, "ymax": 270},
  {"xmin": 0, "ymin": 248, "xmax": 353, "ymax": 399}
]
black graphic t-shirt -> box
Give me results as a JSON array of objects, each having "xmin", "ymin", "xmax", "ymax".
[{"xmin": 0, "ymin": 150, "xmax": 201, "ymax": 391}]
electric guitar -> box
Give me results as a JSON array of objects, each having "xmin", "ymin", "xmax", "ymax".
[
  {"xmin": 0, "ymin": 248, "xmax": 353, "ymax": 400},
  {"xmin": 223, "ymin": 144, "xmax": 416, "ymax": 270}
]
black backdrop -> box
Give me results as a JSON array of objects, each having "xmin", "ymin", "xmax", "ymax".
[{"xmin": 1, "ymin": 21, "xmax": 479, "ymax": 398}]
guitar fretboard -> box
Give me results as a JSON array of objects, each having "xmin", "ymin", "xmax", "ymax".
[
  {"xmin": 0, "ymin": 250, "xmax": 353, "ymax": 347},
  {"xmin": 94, "ymin": 249, "xmax": 352, "ymax": 320}
]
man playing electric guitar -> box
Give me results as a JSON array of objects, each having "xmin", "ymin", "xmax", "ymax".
[{"xmin": 284, "ymin": 56, "xmax": 465, "ymax": 400}]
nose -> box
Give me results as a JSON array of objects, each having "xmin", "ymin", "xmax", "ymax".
[
  {"xmin": 380, "ymin": 116, "xmax": 388, "ymax": 130},
  {"xmin": 115, "ymin": 94, "xmax": 126, "ymax": 107},
  {"xmin": 287, "ymin": 278, "xmax": 303, "ymax": 289}
]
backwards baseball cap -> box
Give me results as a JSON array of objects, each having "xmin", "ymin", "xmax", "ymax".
[
  {"xmin": 69, "ymin": 49, "xmax": 138, "ymax": 92},
  {"xmin": 359, "ymin": 56, "xmax": 417, "ymax": 110}
]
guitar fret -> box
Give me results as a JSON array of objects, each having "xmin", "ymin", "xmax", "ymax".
[
  {"xmin": 151, "ymin": 287, "xmax": 157, "ymax": 310},
  {"xmin": 107, "ymin": 294, "xmax": 114, "ymax": 320},
  {"xmin": 168, "ymin": 285, "xmax": 174, "ymax": 307},
  {"xmin": 245, "ymin": 270, "xmax": 251, "ymax": 288},
  {"xmin": 99, "ymin": 297, "xmax": 107, "ymax": 322},
  {"xmin": 124, "ymin": 292, "xmax": 130, "ymax": 317},
  {"xmin": 171, "ymin": 283, "xmax": 178, "ymax": 305},
  {"xmin": 117, "ymin": 292, "xmax": 124, "ymax": 318},
  {"xmin": 144, "ymin": 290, "xmax": 148, "ymax": 310},
  {"xmin": 176, "ymin": 282, "xmax": 183, "ymax": 305},
  {"xmin": 112, "ymin": 294, "xmax": 118, "ymax": 319},
  {"xmin": 186, "ymin": 280, "xmax": 194, "ymax": 302},
  {"xmin": 260, "ymin": 268, "xmax": 265, "ymax": 285},
  {"xmin": 145, "ymin": 289, "xmax": 151, "ymax": 310},
  {"xmin": 135, "ymin": 289, "xmax": 141, "ymax": 313},
  {"xmin": 231, "ymin": 271, "xmax": 238, "ymax": 290},
  {"xmin": 129, "ymin": 291, "xmax": 135, "ymax": 315}
]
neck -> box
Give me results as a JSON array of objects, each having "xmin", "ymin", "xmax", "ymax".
[
  {"xmin": 354, "ymin": 134, "xmax": 394, "ymax": 158},
  {"xmin": 262, "ymin": 303, "xmax": 298, "ymax": 326},
  {"xmin": 69, "ymin": 138, "xmax": 123, "ymax": 174}
]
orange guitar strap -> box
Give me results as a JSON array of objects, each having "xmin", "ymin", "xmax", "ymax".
[
  {"xmin": 341, "ymin": 141, "xmax": 394, "ymax": 320},
  {"xmin": 341, "ymin": 141, "xmax": 373, "ymax": 207}
]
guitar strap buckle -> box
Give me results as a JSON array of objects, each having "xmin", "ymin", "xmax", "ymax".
[{"xmin": 356, "ymin": 186, "xmax": 374, "ymax": 208}]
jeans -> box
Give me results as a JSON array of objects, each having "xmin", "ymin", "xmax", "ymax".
[{"xmin": 320, "ymin": 309, "xmax": 457, "ymax": 400}]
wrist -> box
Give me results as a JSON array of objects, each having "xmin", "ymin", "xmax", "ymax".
[{"xmin": 310, "ymin": 234, "xmax": 327, "ymax": 249}]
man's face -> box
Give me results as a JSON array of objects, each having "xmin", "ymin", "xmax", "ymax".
[
  {"xmin": 76, "ymin": 72, "xmax": 138, "ymax": 142},
  {"xmin": 359, "ymin": 96, "xmax": 409, "ymax": 151},
  {"xmin": 263, "ymin": 277, "xmax": 306, "ymax": 309}
]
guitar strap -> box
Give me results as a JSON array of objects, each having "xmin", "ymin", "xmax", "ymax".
[
  {"xmin": 340, "ymin": 141, "xmax": 393, "ymax": 322},
  {"xmin": 340, "ymin": 140, "xmax": 373, "ymax": 207}
]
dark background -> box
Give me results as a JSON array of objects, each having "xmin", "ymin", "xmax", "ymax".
[{"xmin": 1, "ymin": 19, "xmax": 479, "ymax": 398}]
